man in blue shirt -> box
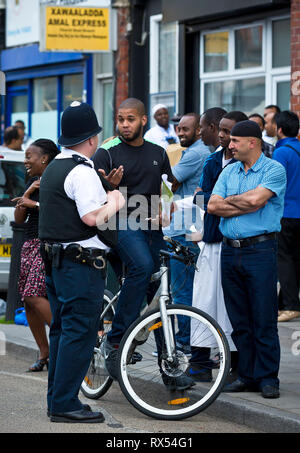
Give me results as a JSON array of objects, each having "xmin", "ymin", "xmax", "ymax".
[
  {"xmin": 208, "ymin": 120, "xmax": 286, "ymax": 399},
  {"xmin": 273, "ymin": 111, "xmax": 300, "ymax": 322},
  {"xmin": 187, "ymin": 111, "xmax": 247, "ymax": 383},
  {"xmin": 163, "ymin": 113, "xmax": 210, "ymax": 353}
]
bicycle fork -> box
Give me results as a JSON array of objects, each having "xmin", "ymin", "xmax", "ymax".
[{"xmin": 159, "ymin": 264, "xmax": 176, "ymax": 363}]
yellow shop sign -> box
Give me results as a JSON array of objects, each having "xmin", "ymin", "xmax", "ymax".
[{"xmin": 41, "ymin": 6, "xmax": 115, "ymax": 52}]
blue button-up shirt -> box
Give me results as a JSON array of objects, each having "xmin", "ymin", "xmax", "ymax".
[
  {"xmin": 212, "ymin": 153, "xmax": 286, "ymax": 239},
  {"xmin": 163, "ymin": 138, "xmax": 210, "ymax": 237}
]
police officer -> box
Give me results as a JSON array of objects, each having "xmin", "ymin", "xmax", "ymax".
[{"xmin": 39, "ymin": 102, "xmax": 125, "ymax": 423}]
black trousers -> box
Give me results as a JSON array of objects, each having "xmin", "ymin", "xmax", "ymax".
[{"xmin": 278, "ymin": 218, "xmax": 300, "ymax": 311}]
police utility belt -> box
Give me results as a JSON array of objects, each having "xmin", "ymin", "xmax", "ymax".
[{"xmin": 41, "ymin": 242, "xmax": 107, "ymax": 274}]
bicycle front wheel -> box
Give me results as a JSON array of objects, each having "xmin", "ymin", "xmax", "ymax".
[
  {"xmin": 118, "ymin": 305, "xmax": 230, "ymax": 420},
  {"xmin": 80, "ymin": 290, "xmax": 115, "ymax": 399}
]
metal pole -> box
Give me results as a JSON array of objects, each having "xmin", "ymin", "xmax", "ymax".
[{"xmin": 5, "ymin": 221, "xmax": 26, "ymax": 321}]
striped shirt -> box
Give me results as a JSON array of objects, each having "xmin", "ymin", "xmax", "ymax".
[{"xmin": 212, "ymin": 152, "xmax": 286, "ymax": 239}]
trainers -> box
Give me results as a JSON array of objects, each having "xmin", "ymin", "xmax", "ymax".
[
  {"xmin": 162, "ymin": 372, "xmax": 195, "ymax": 391},
  {"xmin": 185, "ymin": 364, "xmax": 213, "ymax": 382},
  {"xmin": 102, "ymin": 339, "xmax": 119, "ymax": 380}
]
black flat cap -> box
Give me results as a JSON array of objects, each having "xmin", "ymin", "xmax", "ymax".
[{"xmin": 231, "ymin": 120, "xmax": 262, "ymax": 139}]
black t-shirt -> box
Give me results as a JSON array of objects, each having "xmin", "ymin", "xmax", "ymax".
[
  {"xmin": 23, "ymin": 177, "xmax": 39, "ymax": 241},
  {"xmin": 92, "ymin": 137, "xmax": 173, "ymax": 217}
]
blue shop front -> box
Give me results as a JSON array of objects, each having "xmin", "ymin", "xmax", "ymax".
[{"xmin": 0, "ymin": 43, "xmax": 93, "ymax": 144}]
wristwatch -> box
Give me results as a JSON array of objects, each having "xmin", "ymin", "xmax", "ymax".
[{"xmin": 35, "ymin": 202, "xmax": 40, "ymax": 209}]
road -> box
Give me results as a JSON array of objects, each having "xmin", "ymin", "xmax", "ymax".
[{"xmin": 0, "ymin": 352, "xmax": 261, "ymax": 435}]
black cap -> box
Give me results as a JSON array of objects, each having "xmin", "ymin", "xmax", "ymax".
[
  {"xmin": 58, "ymin": 102, "xmax": 102, "ymax": 147},
  {"xmin": 231, "ymin": 120, "xmax": 262, "ymax": 139}
]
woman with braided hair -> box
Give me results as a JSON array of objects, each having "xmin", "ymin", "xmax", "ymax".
[{"xmin": 13, "ymin": 139, "xmax": 60, "ymax": 372}]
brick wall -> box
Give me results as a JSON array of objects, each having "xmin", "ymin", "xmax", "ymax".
[
  {"xmin": 290, "ymin": 0, "xmax": 300, "ymax": 118},
  {"xmin": 114, "ymin": 6, "xmax": 130, "ymax": 120}
]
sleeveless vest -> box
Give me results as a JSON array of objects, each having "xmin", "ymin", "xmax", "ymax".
[{"xmin": 38, "ymin": 156, "xmax": 118, "ymax": 248}]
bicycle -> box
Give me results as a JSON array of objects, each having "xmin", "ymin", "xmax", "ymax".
[
  {"xmin": 80, "ymin": 289, "xmax": 117, "ymax": 399},
  {"xmin": 81, "ymin": 236, "xmax": 230, "ymax": 420}
]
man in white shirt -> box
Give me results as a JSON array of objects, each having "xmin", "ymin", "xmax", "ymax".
[
  {"xmin": 144, "ymin": 104, "xmax": 179, "ymax": 149},
  {"xmin": 263, "ymin": 105, "xmax": 280, "ymax": 146},
  {"xmin": 39, "ymin": 102, "xmax": 124, "ymax": 423}
]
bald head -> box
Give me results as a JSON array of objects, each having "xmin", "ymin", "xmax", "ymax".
[{"xmin": 119, "ymin": 98, "xmax": 146, "ymax": 116}]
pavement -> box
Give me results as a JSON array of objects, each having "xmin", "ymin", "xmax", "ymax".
[{"xmin": 1, "ymin": 318, "xmax": 300, "ymax": 433}]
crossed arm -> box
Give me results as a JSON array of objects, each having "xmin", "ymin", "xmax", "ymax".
[{"xmin": 207, "ymin": 186, "xmax": 274, "ymax": 218}]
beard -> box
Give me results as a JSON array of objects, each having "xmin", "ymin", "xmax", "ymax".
[{"xmin": 120, "ymin": 123, "xmax": 143, "ymax": 142}]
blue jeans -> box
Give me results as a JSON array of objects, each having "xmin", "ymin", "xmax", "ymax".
[
  {"xmin": 221, "ymin": 239, "xmax": 280, "ymax": 389},
  {"xmin": 46, "ymin": 258, "xmax": 104, "ymax": 413},
  {"xmin": 107, "ymin": 224, "xmax": 167, "ymax": 345},
  {"xmin": 169, "ymin": 235, "xmax": 200, "ymax": 346}
]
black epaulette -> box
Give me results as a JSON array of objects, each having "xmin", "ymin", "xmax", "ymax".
[
  {"xmin": 72, "ymin": 154, "xmax": 92, "ymax": 168},
  {"xmin": 72, "ymin": 154, "xmax": 113, "ymax": 192}
]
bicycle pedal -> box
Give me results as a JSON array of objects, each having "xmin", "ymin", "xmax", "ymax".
[{"xmin": 129, "ymin": 352, "xmax": 143, "ymax": 364}]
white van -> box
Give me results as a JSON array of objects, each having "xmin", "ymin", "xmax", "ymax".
[{"xmin": 0, "ymin": 147, "xmax": 26, "ymax": 291}]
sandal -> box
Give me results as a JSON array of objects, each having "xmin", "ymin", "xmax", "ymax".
[{"xmin": 27, "ymin": 357, "xmax": 49, "ymax": 372}]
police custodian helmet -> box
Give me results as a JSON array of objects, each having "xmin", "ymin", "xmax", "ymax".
[{"xmin": 58, "ymin": 101, "xmax": 102, "ymax": 147}]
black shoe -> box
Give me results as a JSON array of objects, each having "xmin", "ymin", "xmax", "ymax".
[
  {"xmin": 50, "ymin": 408, "xmax": 105, "ymax": 423},
  {"xmin": 102, "ymin": 339, "xmax": 119, "ymax": 380},
  {"xmin": 222, "ymin": 378, "xmax": 257, "ymax": 393},
  {"xmin": 162, "ymin": 373, "xmax": 196, "ymax": 391},
  {"xmin": 224, "ymin": 369, "xmax": 239, "ymax": 385},
  {"xmin": 47, "ymin": 404, "xmax": 91, "ymax": 418},
  {"xmin": 185, "ymin": 364, "xmax": 212, "ymax": 382},
  {"xmin": 261, "ymin": 385, "xmax": 280, "ymax": 399}
]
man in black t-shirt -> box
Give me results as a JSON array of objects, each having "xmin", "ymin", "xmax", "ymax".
[{"xmin": 92, "ymin": 98, "xmax": 195, "ymax": 390}]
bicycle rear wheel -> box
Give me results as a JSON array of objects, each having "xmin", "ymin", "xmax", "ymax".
[
  {"xmin": 118, "ymin": 304, "xmax": 230, "ymax": 420},
  {"xmin": 80, "ymin": 290, "xmax": 115, "ymax": 399}
]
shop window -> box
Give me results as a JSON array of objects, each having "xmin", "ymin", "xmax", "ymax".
[
  {"xmin": 204, "ymin": 77, "xmax": 265, "ymax": 114},
  {"xmin": 272, "ymin": 18, "xmax": 290, "ymax": 68},
  {"xmin": 63, "ymin": 74, "xmax": 83, "ymax": 110},
  {"xmin": 204, "ymin": 32, "xmax": 228, "ymax": 72},
  {"xmin": 276, "ymin": 80, "xmax": 290, "ymax": 111},
  {"xmin": 11, "ymin": 95, "xmax": 28, "ymax": 129},
  {"xmin": 95, "ymin": 52, "xmax": 114, "ymax": 142},
  {"xmin": 158, "ymin": 22, "xmax": 177, "ymax": 92},
  {"xmin": 32, "ymin": 77, "xmax": 57, "ymax": 143},
  {"xmin": 8, "ymin": 80, "xmax": 29, "ymax": 131},
  {"xmin": 235, "ymin": 26, "xmax": 263, "ymax": 69},
  {"xmin": 200, "ymin": 16, "xmax": 290, "ymax": 114},
  {"xmin": 149, "ymin": 15, "xmax": 178, "ymax": 125}
]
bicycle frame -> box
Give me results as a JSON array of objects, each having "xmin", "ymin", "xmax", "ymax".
[{"xmin": 102, "ymin": 239, "xmax": 196, "ymax": 360}]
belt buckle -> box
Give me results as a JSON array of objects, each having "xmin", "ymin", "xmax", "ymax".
[{"xmin": 232, "ymin": 239, "xmax": 241, "ymax": 248}]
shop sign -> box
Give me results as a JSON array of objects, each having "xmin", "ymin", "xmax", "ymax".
[
  {"xmin": 6, "ymin": 0, "xmax": 40, "ymax": 47},
  {"xmin": 40, "ymin": 5, "xmax": 117, "ymax": 52}
]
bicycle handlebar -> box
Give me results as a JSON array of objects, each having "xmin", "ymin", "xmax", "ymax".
[{"xmin": 163, "ymin": 236, "xmax": 197, "ymax": 265}]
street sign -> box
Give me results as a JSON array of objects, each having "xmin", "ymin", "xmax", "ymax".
[{"xmin": 39, "ymin": 5, "xmax": 117, "ymax": 52}]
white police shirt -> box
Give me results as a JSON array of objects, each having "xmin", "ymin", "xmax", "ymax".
[{"xmin": 54, "ymin": 148, "xmax": 109, "ymax": 251}]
